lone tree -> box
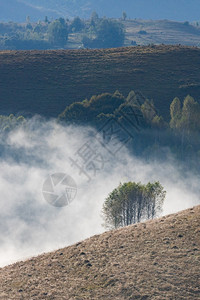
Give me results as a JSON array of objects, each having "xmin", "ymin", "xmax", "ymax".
[
  {"xmin": 102, "ymin": 181, "xmax": 166, "ymax": 229},
  {"xmin": 96, "ymin": 18, "xmax": 125, "ymax": 48},
  {"xmin": 122, "ymin": 11, "xmax": 127, "ymax": 21},
  {"xmin": 48, "ymin": 18, "xmax": 68, "ymax": 47},
  {"xmin": 70, "ymin": 17, "xmax": 84, "ymax": 32},
  {"xmin": 170, "ymin": 97, "xmax": 182, "ymax": 130}
]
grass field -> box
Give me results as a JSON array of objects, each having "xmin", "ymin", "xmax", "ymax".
[
  {"xmin": 0, "ymin": 45, "xmax": 200, "ymax": 119},
  {"xmin": 123, "ymin": 19, "xmax": 200, "ymax": 47},
  {"xmin": 66, "ymin": 19, "xmax": 200, "ymax": 49},
  {"xmin": 0, "ymin": 205, "xmax": 199, "ymax": 299}
]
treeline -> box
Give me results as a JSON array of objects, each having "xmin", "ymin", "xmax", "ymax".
[
  {"xmin": 0, "ymin": 13, "xmax": 124, "ymax": 50},
  {"xmin": 2, "ymin": 91, "xmax": 200, "ymax": 171},
  {"xmin": 58, "ymin": 90, "xmax": 200, "ymax": 169}
]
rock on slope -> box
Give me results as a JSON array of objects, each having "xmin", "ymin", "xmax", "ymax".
[{"xmin": 0, "ymin": 205, "xmax": 199, "ymax": 299}]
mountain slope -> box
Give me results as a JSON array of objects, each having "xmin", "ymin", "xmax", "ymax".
[
  {"xmin": 16, "ymin": 0, "xmax": 200, "ymax": 21},
  {"xmin": 1, "ymin": 0, "xmax": 200, "ymax": 22},
  {"xmin": 0, "ymin": 0, "xmax": 60, "ymax": 22},
  {"xmin": 0, "ymin": 205, "xmax": 199, "ymax": 299},
  {"xmin": 124, "ymin": 19, "xmax": 200, "ymax": 47},
  {"xmin": 0, "ymin": 45, "xmax": 200, "ymax": 118}
]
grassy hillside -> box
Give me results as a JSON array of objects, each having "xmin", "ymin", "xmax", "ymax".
[
  {"xmin": 67, "ymin": 19, "xmax": 200, "ymax": 49},
  {"xmin": 0, "ymin": 45, "xmax": 200, "ymax": 119},
  {"xmin": 0, "ymin": 205, "xmax": 199, "ymax": 299},
  {"xmin": 123, "ymin": 19, "xmax": 200, "ymax": 47}
]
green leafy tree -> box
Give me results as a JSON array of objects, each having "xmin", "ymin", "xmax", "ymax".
[
  {"xmin": 141, "ymin": 99, "xmax": 157, "ymax": 124},
  {"xmin": 144, "ymin": 182, "xmax": 165, "ymax": 219},
  {"xmin": 151, "ymin": 115, "xmax": 167, "ymax": 144},
  {"xmin": 180, "ymin": 95, "xmax": 200, "ymax": 133},
  {"xmin": 126, "ymin": 90, "xmax": 146, "ymax": 108},
  {"xmin": 26, "ymin": 16, "xmax": 30, "ymax": 24},
  {"xmin": 170, "ymin": 95, "xmax": 200, "ymax": 135},
  {"xmin": 102, "ymin": 181, "xmax": 166, "ymax": 229},
  {"xmin": 170, "ymin": 95, "xmax": 200, "ymax": 134},
  {"xmin": 0, "ymin": 114, "xmax": 26, "ymax": 133},
  {"xmin": 170, "ymin": 97, "xmax": 182, "ymax": 129},
  {"xmin": 90, "ymin": 11, "xmax": 99, "ymax": 25},
  {"xmin": 96, "ymin": 18, "xmax": 125, "ymax": 48},
  {"xmin": 44, "ymin": 16, "xmax": 49, "ymax": 24},
  {"xmin": 83, "ymin": 18, "xmax": 125, "ymax": 48},
  {"xmin": 48, "ymin": 18, "xmax": 68, "ymax": 47},
  {"xmin": 169, "ymin": 95, "xmax": 200, "ymax": 159},
  {"xmin": 58, "ymin": 91, "xmax": 125, "ymax": 125},
  {"xmin": 33, "ymin": 23, "xmax": 43, "ymax": 35},
  {"xmin": 152, "ymin": 115, "xmax": 166, "ymax": 129},
  {"xmin": 122, "ymin": 12, "xmax": 127, "ymax": 21},
  {"xmin": 70, "ymin": 17, "xmax": 84, "ymax": 32}
]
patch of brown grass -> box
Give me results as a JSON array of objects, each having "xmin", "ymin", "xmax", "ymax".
[{"xmin": 0, "ymin": 205, "xmax": 199, "ymax": 299}]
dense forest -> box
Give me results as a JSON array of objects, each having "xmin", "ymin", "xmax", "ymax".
[{"xmin": 57, "ymin": 90, "xmax": 200, "ymax": 169}]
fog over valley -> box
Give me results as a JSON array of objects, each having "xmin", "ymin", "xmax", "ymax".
[{"xmin": 0, "ymin": 118, "xmax": 199, "ymax": 267}]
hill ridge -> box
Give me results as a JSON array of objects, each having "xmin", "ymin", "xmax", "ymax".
[
  {"xmin": 1, "ymin": 45, "xmax": 200, "ymax": 119},
  {"xmin": 2, "ymin": 0, "xmax": 200, "ymax": 22}
]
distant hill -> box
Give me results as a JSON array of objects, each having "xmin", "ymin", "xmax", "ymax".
[
  {"xmin": 0, "ymin": 205, "xmax": 199, "ymax": 299},
  {"xmin": 0, "ymin": 45, "xmax": 200, "ymax": 119},
  {"xmin": 1, "ymin": 0, "xmax": 200, "ymax": 22},
  {"xmin": 123, "ymin": 19, "xmax": 200, "ymax": 47},
  {"xmin": 67, "ymin": 19, "xmax": 200, "ymax": 49},
  {"xmin": 0, "ymin": 0, "xmax": 60, "ymax": 22}
]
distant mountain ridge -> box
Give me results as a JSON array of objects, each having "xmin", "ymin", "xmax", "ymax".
[
  {"xmin": 0, "ymin": 0, "xmax": 60, "ymax": 22},
  {"xmin": 1, "ymin": 0, "xmax": 200, "ymax": 22}
]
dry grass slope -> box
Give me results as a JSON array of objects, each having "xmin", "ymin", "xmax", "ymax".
[
  {"xmin": 0, "ymin": 45, "xmax": 200, "ymax": 119},
  {"xmin": 124, "ymin": 20, "xmax": 200, "ymax": 47},
  {"xmin": 0, "ymin": 205, "xmax": 199, "ymax": 299}
]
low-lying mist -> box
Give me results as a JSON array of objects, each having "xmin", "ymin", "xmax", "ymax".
[{"xmin": 0, "ymin": 117, "xmax": 199, "ymax": 267}]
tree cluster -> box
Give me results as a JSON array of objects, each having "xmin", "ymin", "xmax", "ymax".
[
  {"xmin": 102, "ymin": 181, "xmax": 166, "ymax": 229},
  {"xmin": 58, "ymin": 91, "xmax": 125, "ymax": 125},
  {"xmin": 170, "ymin": 95, "xmax": 200, "ymax": 133},
  {"xmin": 0, "ymin": 13, "xmax": 125, "ymax": 50},
  {"xmin": 48, "ymin": 18, "xmax": 68, "ymax": 47},
  {"xmin": 82, "ymin": 15, "xmax": 125, "ymax": 48},
  {"xmin": 58, "ymin": 89, "xmax": 200, "ymax": 171}
]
